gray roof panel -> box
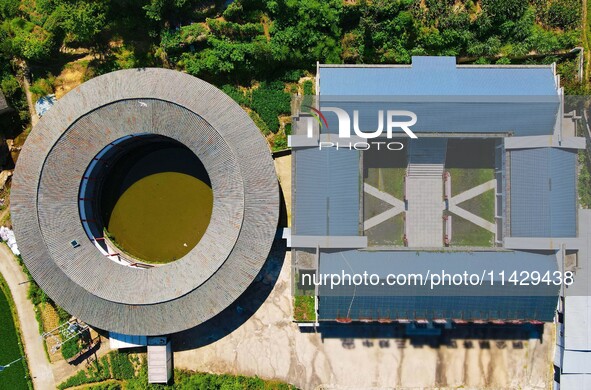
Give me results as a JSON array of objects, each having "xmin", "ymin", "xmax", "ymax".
[
  {"xmin": 510, "ymin": 148, "xmax": 577, "ymax": 237},
  {"xmin": 320, "ymin": 57, "xmax": 558, "ymax": 96},
  {"xmin": 294, "ymin": 147, "xmax": 360, "ymax": 236},
  {"xmin": 317, "ymin": 250, "xmax": 559, "ymax": 321}
]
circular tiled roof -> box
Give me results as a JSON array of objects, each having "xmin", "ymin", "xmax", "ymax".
[{"xmin": 11, "ymin": 69, "xmax": 279, "ymax": 335}]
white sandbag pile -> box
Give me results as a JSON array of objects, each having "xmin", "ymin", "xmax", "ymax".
[{"xmin": 0, "ymin": 226, "xmax": 20, "ymax": 256}]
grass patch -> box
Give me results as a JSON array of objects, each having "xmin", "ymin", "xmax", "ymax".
[
  {"xmin": 59, "ymin": 353, "xmax": 297, "ymax": 389},
  {"xmin": 447, "ymin": 212, "xmax": 494, "ymax": 247},
  {"xmin": 457, "ymin": 189, "xmax": 495, "ymax": 223},
  {"xmin": 293, "ymin": 295, "xmax": 315, "ymax": 322},
  {"xmin": 302, "ymin": 79, "xmax": 314, "ymax": 95},
  {"xmin": 579, "ymin": 150, "xmax": 591, "ymax": 208},
  {"xmin": 448, "ymin": 168, "xmax": 494, "ymax": 197},
  {"xmin": 0, "ymin": 273, "xmax": 32, "ymax": 390},
  {"xmin": 365, "ymin": 213, "xmax": 405, "ymax": 246},
  {"xmin": 365, "ymin": 168, "xmax": 406, "ymax": 200},
  {"xmin": 60, "ymin": 336, "xmax": 82, "ymax": 360},
  {"xmin": 58, "ymin": 354, "xmax": 112, "ymax": 389}
]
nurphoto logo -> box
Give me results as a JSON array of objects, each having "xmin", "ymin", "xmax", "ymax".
[{"xmin": 303, "ymin": 105, "xmax": 418, "ymax": 150}]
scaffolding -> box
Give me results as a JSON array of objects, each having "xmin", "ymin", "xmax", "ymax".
[{"xmin": 42, "ymin": 320, "xmax": 89, "ymax": 354}]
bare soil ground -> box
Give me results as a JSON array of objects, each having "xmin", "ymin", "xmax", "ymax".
[
  {"xmin": 54, "ymin": 56, "xmax": 93, "ymax": 99},
  {"xmin": 173, "ymin": 154, "xmax": 555, "ymax": 390}
]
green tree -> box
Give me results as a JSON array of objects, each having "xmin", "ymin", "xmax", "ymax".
[
  {"xmin": 60, "ymin": 1, "xmax": 109, "ymax": 45},
  {"xmin": 268, "ymin": 0, "xmax": 343, "ymax": 64},
  {"xmin": 545, "ymin": 0, "xmax": 581, "ymax": 30},
  {"xmin": 8, "ymin": 18, "xmax": 55, "ymax": 61},
  {"xmin": 481, "ymin": 0, "xmax": 528, "ymax": 23},
  {"xmin": 0, "ymin": 0, "xmax": 20, "ymax": 19}
]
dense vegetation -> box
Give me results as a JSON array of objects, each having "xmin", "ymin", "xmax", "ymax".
[
  {"xmin": 293, "ymin": 295, "xmax": 315, "ymax": 322},
  {"xmin": 0, "ymin": 0, "xmax": 582, "ymax": 69},
  {"xmin": 58, "ymin": 351, "xmax": 297, "ymax": 389},
  {"xmin": 0, "ymin": 0, "xmax": 586, "ymax": 148},
  {"xmin": 0, "ymin": 272, "xmax": 32, "ymax": 390}
]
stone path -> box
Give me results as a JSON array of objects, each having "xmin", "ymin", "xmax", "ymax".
[
  {"xmin": 406, "ymin": 177, "xmax": 444, "ymax": 247},
  {"xmin": 405, "ymin": 139, "xmax": 447, "ymax": 247}
]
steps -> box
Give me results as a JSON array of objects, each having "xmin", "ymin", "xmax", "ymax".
[
  {"xmin": 405, "ymin": 138, "xmax": 448, "ymax": 247},
  {"xmin": 407, "ymin": 163, "xmax": 445, "ymax": 176},
  {"xmin": 407, "ymin": 139, "xmax": 447, "ymax": 178}
]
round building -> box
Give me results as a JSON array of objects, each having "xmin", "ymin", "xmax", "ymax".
[{"xmin": 11, "ymin": 68, "xmax": 279, "ymax": 335}]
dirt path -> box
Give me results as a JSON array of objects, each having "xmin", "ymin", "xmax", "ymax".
[
  {"xmin": 261, "ymin": 15, "xmax": 271, "ymax": 43},
  {"xmin": 20, "ymin": 70, "xmax": 39, "ymax": 128},
  {"xmin": 0, "ymin": 244, "xmax": 55, "ymax": 390}
]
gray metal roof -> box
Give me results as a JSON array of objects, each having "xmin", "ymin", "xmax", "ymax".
[
  {"xmin": 293, "ymin": 147, "xmax": 360, "ymax": 236},
  {"xmin": 509, "ymin": 148, "xmax": 577, "ymax": 238},
  {"xmin": 315, "ymin": 99, "xmax": 559, "ymax": 136},
  {"xmin": 564, "ymin": 296, "xmax": 591, "ymax": 350},
  {"xmin": 560, "ymin": 374, "xmax": 591, "ymax": 389},
  {"xmin": 317, "ymin": 57, "xmax": 561, "ymax": 136},
  {"xmin": 11, "ymin": 68, "xmax": 279, "ymax": 335},
  {"xmin": 562, "ymin": 350, "xmax": 591, "ymax": 374},
  {"xmin": 317, "ymin": 250, "xmax": 559, "ymax": 321},
  {"xmin": 319, "ymin": 56, "xmax": 558, "ymax": 96}
]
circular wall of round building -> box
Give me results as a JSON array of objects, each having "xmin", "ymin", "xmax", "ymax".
[{"xmin": 11, "ymin": 69, "xmax": 279, "ymax": 335}]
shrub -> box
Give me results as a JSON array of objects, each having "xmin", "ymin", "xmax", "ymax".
[
  {"xmin": 221, "ymin": 84, "xmax": 250, "ymax": 106},
  {"xmin": 280, "ymin": 69, "xmax": 304, "ymax": 83},
  {"xmin": 110, "ymin": 352, "xmax": 135, "ymax": 380},
  {"xmin": 1, "ymin": 74, "xmax": 19, "ymax": 97},
  {"xmin": 27, "ymin": 280, "xmax": 47, "ymax": 305},
  {"xmin": 88, "ymin": 382, "xmax": 121, "ymax": 390},
  {"xmin": 56, "ymin": 306, "xmax": 71, "ymax": 323},
  {"xmin": 60, "ymin": 336, "xmax": 80, "ymax": 360},
  {"xmin": 29, "ymin": 75, "xmax": 54, "ymax": 98},
  {"xmin": 579, "ymin": 150, "xmax": 591, "ymax": 208},
  {"xmin": 545, "ymin": 0, "xmax": 581, "ymax": 30},
  {"xmin": 58, "ymin": 355, "xmax": 111, "ymax": 389},
  {"xmin": 251, "ymin": 81, "xmax": 290, "ymax": 133},
  {"xmin": 302, "ymin": 80, "xmax": 314, "ymax": 95},
  {"xmin": 272, "ymin": 134, "xmax": 288, "ymax": 151},
  {"xmin": 248, "ymin": 110, "xmax": 271, "ymax": 136}
]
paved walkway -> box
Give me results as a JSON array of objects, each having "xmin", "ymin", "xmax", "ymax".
[
  {"xmin": 405, "ymin": 139, "xmax": 447, "ymax": 247},
  {"xmin": 448, "ymin": 179, "xmax": 497, "ymax": 234},
  {"xmin": 0, "ymin": 244, "xmax": 55, "ymax": 390},
  {"xmin": 406, "ymin": 177, "xmax": 444, "ymax": 247}
]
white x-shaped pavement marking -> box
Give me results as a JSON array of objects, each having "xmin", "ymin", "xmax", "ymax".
[
  {"xmin": 447, "ymin": 179, "xmax": 497, "ymax": 233},
  {"xmin": 363, "ymin": 183, "xmax": 405, "ymax": 231},
  {"xmin": 364, "ymin": 179, "xmax": 497, "ymax": 234}
]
